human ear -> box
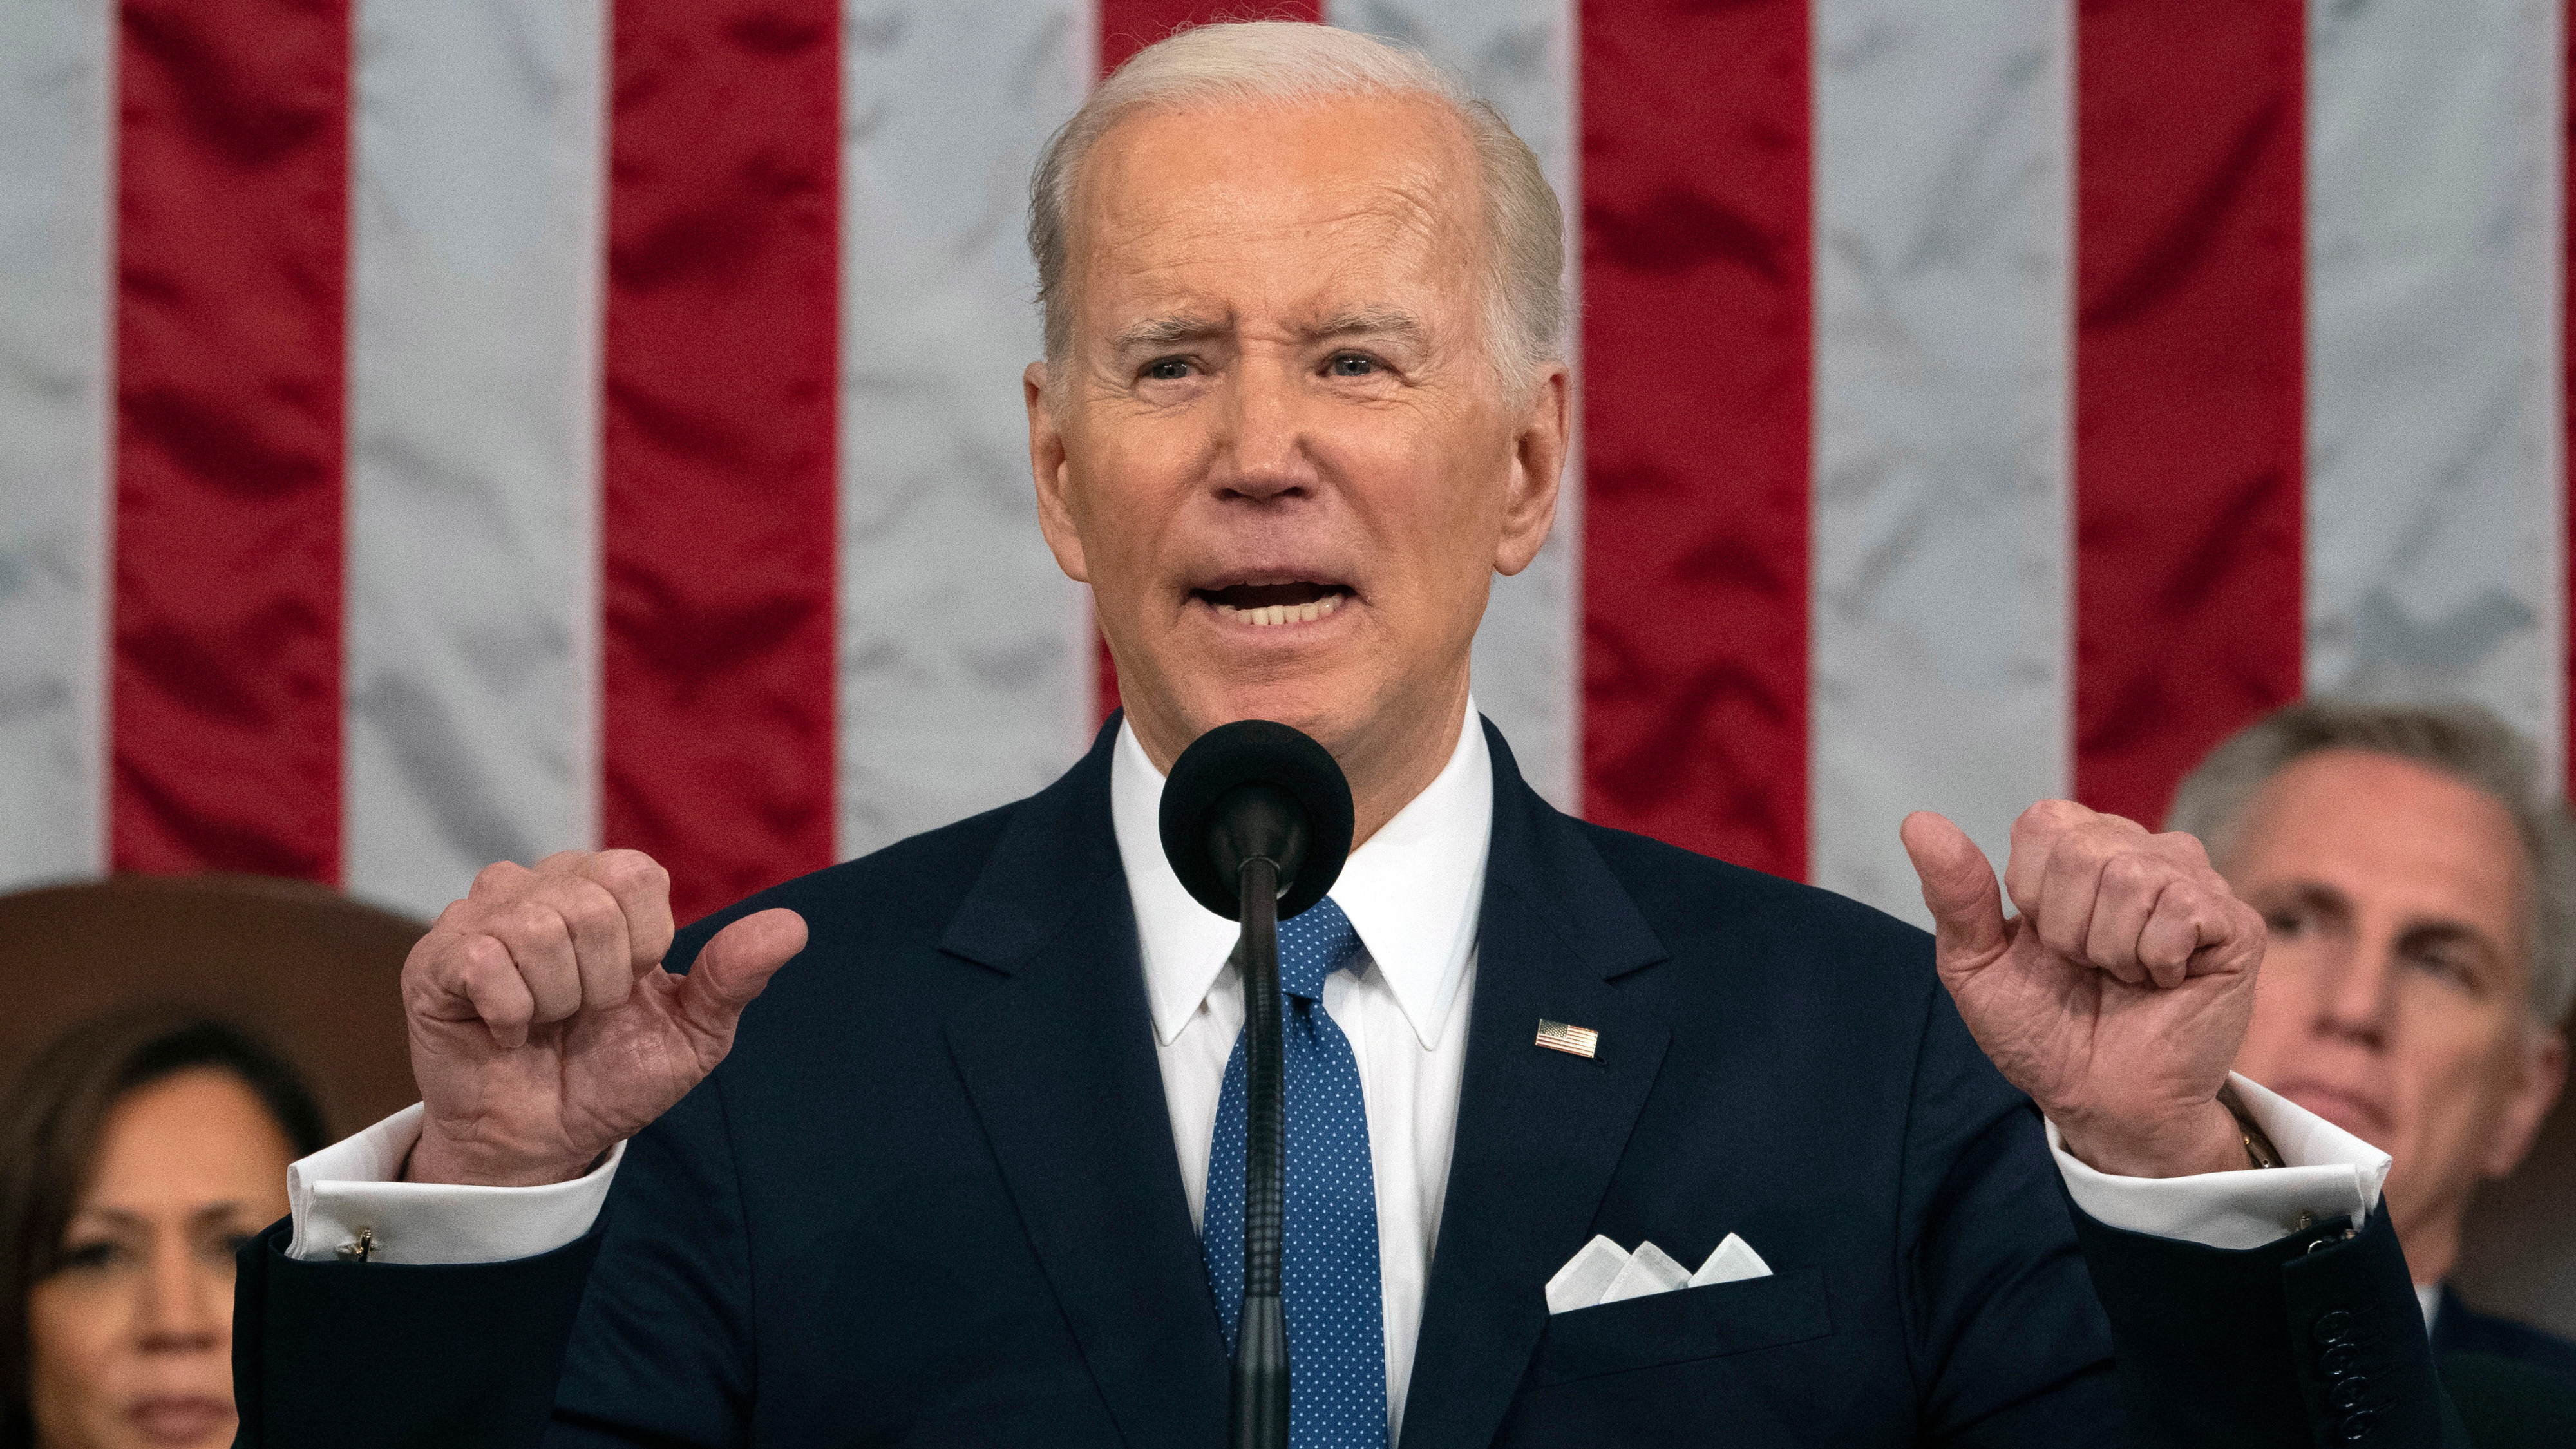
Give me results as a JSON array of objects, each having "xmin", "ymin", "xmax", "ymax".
[
  {"xmin": 1493, "ymin": 362, "xmax": 1568, "ymax": 578},
  {"xmin": 1027, "ymin": 360, "xmax": 1092, "ymax": 583},
  {"xmin": 2481, "ymin": 1024, "xmax": 2568, "ymax": 1179}
]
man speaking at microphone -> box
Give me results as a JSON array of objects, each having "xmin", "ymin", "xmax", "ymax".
[{"xmin": 236, "ymin": 22, "xmax": 2454, "ymax": 1447}]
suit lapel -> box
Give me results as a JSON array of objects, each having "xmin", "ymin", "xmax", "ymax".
[
  {"xmin": 940, "ymin": 721, "xmax": 1229, "ymax": 1448},
  {"xmin": 1400, "ymin": 723, "xmax": 1672, "ymax": 1449}
]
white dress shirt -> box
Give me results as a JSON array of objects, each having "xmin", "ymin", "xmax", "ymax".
[
  {"xmin": 1121, "ymin": 703, "xmax": 1490, "ymax": 1438},
  {"xmin": 290, "ymin": 698, "xmax": 2393, "ymax": 1439}
]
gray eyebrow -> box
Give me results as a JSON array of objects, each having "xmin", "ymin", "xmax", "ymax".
[
  {"xmin": 1109, "ymin": 307, "xmax": 1431, "ymax": 354},
  {"xmin": 1112, "ymin": 314, "xmax": 1229, "ymax": 352},
  {"xmin": 1297, "ymin": 307, "xmax": 1428, "ymax": 348}
]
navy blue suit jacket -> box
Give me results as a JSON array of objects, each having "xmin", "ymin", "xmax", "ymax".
[
  {"xmin": 2432, "ymin": 1289, "xmax": 2576, "ymax": 1448},
  {"xmin": 234, "ymin": 720, "xmax": 2459, "ymax": 1446}
]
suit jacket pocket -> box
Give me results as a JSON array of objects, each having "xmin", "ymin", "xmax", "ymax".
[{"xmin": 1533, "ymin": 1265, "xmax": 1832, "ymax": 1385}]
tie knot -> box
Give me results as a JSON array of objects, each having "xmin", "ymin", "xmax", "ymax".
[{"xmin": 1275, "ymin": 896, "xmax": 1361, "ymax": 1001}]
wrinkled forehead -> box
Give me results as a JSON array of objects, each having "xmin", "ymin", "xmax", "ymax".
[
  {"xmin": 2238, "ymin": 749, "xmax": 2539, "ymax": 941},
  {"xmin": 1064, "ymin": 93, "xmax": 1488, "ymax": 330}
]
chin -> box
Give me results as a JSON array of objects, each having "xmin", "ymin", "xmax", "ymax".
[
  {"xmin": 1194, "ymin": 690, "xmax": 1356, "ymax": 751},
  {"xmin": 1175, "ymin": 663, "xmax": 1374, "ymax": 739}
]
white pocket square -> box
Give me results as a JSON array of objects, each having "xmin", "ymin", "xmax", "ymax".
[{"xmin": 1544, "ymin": 1232, "xmax": 1772, "ymax": 1314}]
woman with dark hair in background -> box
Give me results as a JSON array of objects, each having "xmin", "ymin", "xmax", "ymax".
[{"xmin": 0, "ymin": 1011, "xmax": 327, "ymax": 1449}]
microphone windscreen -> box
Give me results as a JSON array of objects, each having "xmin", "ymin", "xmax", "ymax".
[{"xmin": 1158, "ymin": 720, "xmax": 1354, "ymax": 921}]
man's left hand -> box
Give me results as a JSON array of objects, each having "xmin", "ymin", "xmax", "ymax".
[{"xmin": 1900, "ymin": 802, "xmax": 2262, "ymax": 1178}]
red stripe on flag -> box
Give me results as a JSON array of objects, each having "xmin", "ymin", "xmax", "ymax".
[
  {"xmin": 2074, "ymin": 1, "xmax": 2304, "ymax": 826},
  {"xmin": 1090, "ymin": 3, "xmax": 1322, "ymax": 726},
  {"xmin": 600, "ymin": 0, "xmax": 839, "ymax": 922},
  {"xmin": 111, "ymin": 0, "xmax": 350, "ymax": 882},
  {"xmin": 1579, "ymin": 0, "xmax": 1812, "ymax": 878}
]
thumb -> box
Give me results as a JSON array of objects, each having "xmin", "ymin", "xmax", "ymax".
[
  {"xmin": 680, "ymin": 907, "xmax": 808, "ymax": 1025},
  {"xmin": 1899, "ymin": 812, "xmax": 2008, "ymax": 966}
]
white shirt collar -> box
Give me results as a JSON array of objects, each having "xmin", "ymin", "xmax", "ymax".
[{"xmin": 1112, "ymin": 701, "xmax": 1492, "ymax": 1051}]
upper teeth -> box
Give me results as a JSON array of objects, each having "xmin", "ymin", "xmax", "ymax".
[{"xmin": 1215, "ymin": 593, "xmax": 1345, "ymax": 627}]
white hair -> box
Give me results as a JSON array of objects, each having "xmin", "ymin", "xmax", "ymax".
[
  {"xmin": 1027, "ymin": 21, "xmax": 1566, "ymax": 384},
  {"xmin": 2165, "ymin": 698, "xmax": 2576, "ymax": 1027}
]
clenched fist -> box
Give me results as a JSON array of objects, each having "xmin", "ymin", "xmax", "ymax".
[
  {"xmin": 401, "ymin": 849, "xmax": 807, "ymax": 1186},
  {"xmin": 1901, "ymin": 800, "xmax": 2264, "ymax": 1179}
]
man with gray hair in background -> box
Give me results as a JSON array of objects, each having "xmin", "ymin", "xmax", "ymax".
[{"xmin": 2170, "ymin": 700, "xmax": 2576, "ymax": 1417}]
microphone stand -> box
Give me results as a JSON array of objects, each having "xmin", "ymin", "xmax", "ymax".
[
  {"xmin": 1157, "ymin": 719, "xmax": 1352, "ymax": 1449},
  {"xmin": 1230, "ymin": 851, "xmax": 1290, "ymax": 1449}
]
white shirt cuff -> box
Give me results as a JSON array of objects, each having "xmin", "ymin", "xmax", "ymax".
[
  {"xmin": 285, "ymin": 1103, "xmax": 623, "ymax": 1265},
  {"xmin": 2047, "ymin": 1074, "xmax": 2391, "ymax": 1252}
]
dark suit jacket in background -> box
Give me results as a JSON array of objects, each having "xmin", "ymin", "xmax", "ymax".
[
  {"xmin": 2434, "ymin": 1289, "xmax": 2576, "ymax": 1449},
  {"xmin": 234, "ymin": 720, "xmax": 2461, "ymax": 1446}
]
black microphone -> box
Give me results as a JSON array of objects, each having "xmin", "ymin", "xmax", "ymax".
[{"xmin": 1159, "ymin": 720, "xmax": 1354, "ymax": 1449}]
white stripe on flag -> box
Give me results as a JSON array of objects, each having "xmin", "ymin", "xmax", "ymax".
[
  {"xmin": 1810, "ymin": 0, "xmax": 2072, "ymax": 922},
  {"xmin": 2304, "ymin": 0, "xmax": 2565, "ymax": 784},
  {"xmin": 835, "ymin": 1, "xmax": 1094, "ymax": 860},
  {"xmin": 0, "ymin": 0, "xmax": 111, "ymax": 891},
  {"xmin": 344, "ymin": 0, "xmax": 607, "ymax": 916},
  {"xmin": 1331, "ymin": 0, "xmax": 1585, "ymax": 811}
]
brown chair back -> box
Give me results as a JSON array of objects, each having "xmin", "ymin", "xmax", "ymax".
[{"xmin": 0, "ymin": 874, "xmax": 421, "ymax": 1139}]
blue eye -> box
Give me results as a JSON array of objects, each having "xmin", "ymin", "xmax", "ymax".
[
  {"xmin": 1329, "ymin": 354, "xmax": 1377, "ymax": 377},
  {"xmin": 1144, "ymin": 358, "xmax": 1191, "ymax": 381}
]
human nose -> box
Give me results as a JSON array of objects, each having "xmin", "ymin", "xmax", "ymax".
[
  {"xmin": 2314, "ymin": 934, "xmax": 2396, "ymax": 1047},
  {"xmin": 135, "ymin": 1235, "xmax": 223, "ymax": 1351},
  {"xmin": 1208, "ymin": 356, "xmax": 1318, "ymax": 502}
]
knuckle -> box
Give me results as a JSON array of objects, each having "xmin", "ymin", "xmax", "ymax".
[
  {"xmin": 2050, "ymin": 838, "xmax": 2110, "ymax": 882},
  {"xmin": 408, "ymin": 928, "xmax": 480, "ymax": 985},
  {"xmin": 2099, "ymin": 851, "xmax": 2159, "ymax": 893},
  {"xmin": 2153, "ymin": 829, "xmax": 2213, "ymax": 867},
  {"xmin": 2012, "ymin": 800, "xmax": 2067, "ymax": 842},
  {"xmin": 591, "ymin": 849, "xmax": 667, "ymax": 895},
  {"xmin": 2035, "ymin": 798, "xmax": 2091, "ymax": 829},
  {"xmin": 2168, "ymin": 879, "xmax": 2221, "ymax": 920},
  {"xmin": 469, "ymin": 860, "xmax": 529, "ymax": 898},
  {"xmin": 504, "ymin": 897, "xmax": 568, "ymax": 943},
  {"xmin": 459, "ymin": 933, "xmax": 516, "ymax": 983},
  {"xmin": 567, "ymin": 874, "xmax": 626, "ymax": 927}
]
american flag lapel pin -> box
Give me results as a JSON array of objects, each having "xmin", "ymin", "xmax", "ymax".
[{"xmin": 1535, "ymin": 1019, "xmax": 1598, "ymax": 1059}]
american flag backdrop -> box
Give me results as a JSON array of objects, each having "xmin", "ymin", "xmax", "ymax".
[{"xmin": 0, "ymin": 0, "xmax": 2566, "ymax": 929}]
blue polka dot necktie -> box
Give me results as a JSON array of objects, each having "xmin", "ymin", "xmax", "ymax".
[{"xmin": 1203, "ymin": 895, "xmax": 1388, "ymax": 1449}]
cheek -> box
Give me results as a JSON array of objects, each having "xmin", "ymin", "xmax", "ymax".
[
  {"xmin": 2393, "ymin": 990, "xmax": 2519, "ymax": 1105},
  {"xmin": 1358, "ymin": 451, "xmax": 1504, "ymax": 590},
  {"xmin": 2233, "ymin": 960, "xmax": 2319, "ymax": 1073},
  {"xmin": 26, "ymin": 1278, "xmax": 130, "ymax": 1418}
]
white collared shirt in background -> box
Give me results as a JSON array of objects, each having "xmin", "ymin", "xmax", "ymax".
[{"xmin": 290, "ymin": 698, "xmax": 2393, "ymax": 1439}]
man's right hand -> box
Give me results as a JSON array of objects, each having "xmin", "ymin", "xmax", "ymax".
[{"xmin": 399, "ymin": 850, "xmax": 808, "ymax": 1186}]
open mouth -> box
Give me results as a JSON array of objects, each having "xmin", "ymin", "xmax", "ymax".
[{"xmin": 1195, "ymin": 582, "xmax": 1353, "ymax": 628}]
